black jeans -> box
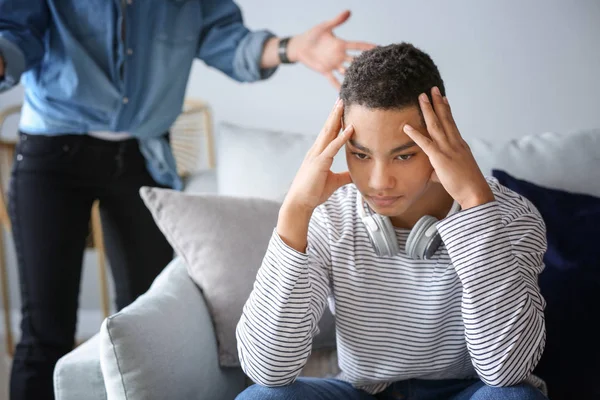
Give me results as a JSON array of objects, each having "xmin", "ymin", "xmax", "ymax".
[{"xmin": 8, "ymin": 133, "xmax": 174, "ymax": 400}]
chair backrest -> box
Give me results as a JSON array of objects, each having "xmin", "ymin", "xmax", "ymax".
[
  {"xmin": 0, "ymin": 104, "xmax": 20, "ymax": 230},
  {"xmin": 171, "ymin": 99, "xmax": 215, "ymax": 179}
]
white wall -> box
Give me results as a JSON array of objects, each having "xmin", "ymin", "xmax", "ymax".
[
  {"xmin": 0, "ymin": 0, "xmax": 599, "ymax": 335},
  {"xmin": 187, "ymin": 0, "xmax": 600, "ymax": 142}
]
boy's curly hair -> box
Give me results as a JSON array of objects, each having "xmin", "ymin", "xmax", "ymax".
[{"xmin": 340, "ymin": 43, "xmax": 445, "ymax": 114}]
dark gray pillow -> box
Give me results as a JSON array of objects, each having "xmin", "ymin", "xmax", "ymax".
[{"xmin": 140, "ymin": 187, "xmax": 336, "ymax": 367}]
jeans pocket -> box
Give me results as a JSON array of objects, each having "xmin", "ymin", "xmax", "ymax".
[{"xmin": 14, "ymin": 134, "xmax": 81, "ymax": 171}]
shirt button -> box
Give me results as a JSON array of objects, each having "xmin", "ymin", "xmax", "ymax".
[
  {"xmin": 127, "ymin": 48, "xmax": 133, "ymax": 55},
  {"xmin": 16, "ymin": 154, "xmax": 23, "ymax": 161},
  {"xmin": 122, "ymin": 97, "xmax": 129, "ymax": 104}
]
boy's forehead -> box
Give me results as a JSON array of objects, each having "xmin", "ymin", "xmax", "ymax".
[
  {"xmin": 346, "ymin": 103, "xmax": 419, "ymax": 120},
  {"xmin": 345, "ymin": 104, "xmax": 425, "ymax": 132}
]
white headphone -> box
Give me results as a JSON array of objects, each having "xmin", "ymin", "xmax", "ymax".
[{"xmin": 356, "ymin": 193, "xmax": 461, "ymax": 259}]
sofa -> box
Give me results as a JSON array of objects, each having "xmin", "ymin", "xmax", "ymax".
[{"xmin": 53, "ymin": 123, "xmax": 600, "ymax": 400}]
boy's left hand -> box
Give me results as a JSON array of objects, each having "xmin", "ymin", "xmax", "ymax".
[{"xmin": 403, "ymin": 87, "xmax": 495, "ymax": 210}]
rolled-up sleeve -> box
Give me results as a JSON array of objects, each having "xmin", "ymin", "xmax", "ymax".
[{"xmin": 196, "ymin": 0, "xmax": 277, "ymax": 82}]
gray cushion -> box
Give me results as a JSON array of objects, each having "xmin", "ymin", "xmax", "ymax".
[
  {"xmin": 140, "ymin": 187, "xmax": 336, "ymax": 367},
  {"xmin": 216, "ymin": 122, "xmax": 347, "ymax": 201},
  {"xmin": 99, "ymin": 258, "xmax": 247, "ymax": 400}
]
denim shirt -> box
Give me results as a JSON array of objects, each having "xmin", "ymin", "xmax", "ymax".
[{"xmin": 0, "ymin": 0, "xmax": 276, "ymax": 189}]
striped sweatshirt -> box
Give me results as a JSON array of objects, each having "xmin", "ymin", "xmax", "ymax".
[{"xmin": 236, "ymin": 177, "xmax": 547, "ymax": 394}]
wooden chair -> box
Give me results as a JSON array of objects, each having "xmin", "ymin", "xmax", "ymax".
[
  {"xmin": 171, "ymin": 98, "xmax": 216, "ymax": 174},
  {"xmin": 0, "ymin": 104, "xmax": 19, "ymax": 356}
]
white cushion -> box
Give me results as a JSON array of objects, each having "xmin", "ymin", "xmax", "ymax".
[
  {"xmin": 489, "ymin": 129, "xmax": 600, "ymax": 196},
  {"xmin": 217, "ymin": 123, "xmax": 599, "ymax": 198},
  {"xmin": 216, "ymin": 122, "xmax": 346, "ymax": 201},
  {"xmin": 182, "ymin": 169, "xmax": 218, "ymax": 194},
  {"xmin": 54, "ymin": 334, "xmax": 106, "ymax": 400},
  {"xmin": 466, "ymin": 136, "xmax": 496, "ymax": 177}
]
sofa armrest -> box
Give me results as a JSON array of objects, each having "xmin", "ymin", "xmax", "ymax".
[
  {"xmin": 54, "ymin": 333, "xmax": 107, "ymax": 400},
  {"xmin": 99, "ymin": 257, "xmax": 246, "ymax": 400}
]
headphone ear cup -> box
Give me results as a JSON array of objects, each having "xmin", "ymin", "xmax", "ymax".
[
  {"xmin": 377, "ymin": 215, "xmax": 399, "ymax": 257},
  {"xmin": 362, "ymin": 215, "xmax": 387, "ymax": 257},
  {"xmin": 363, "ymin": 215, "xmax": 399, "ymax": 257},
  {"xmin": 405, "ymin": 215, "xmax": 441, "ymax": 260}
]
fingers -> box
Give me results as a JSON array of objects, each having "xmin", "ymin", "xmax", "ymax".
[
  {"xmin": 430, "ymin": 87, "xmax": 462, "ymax": 146},
  {"xmin": 345, "ymin": 55, "xmax": 354, "ymax": 64},
  {"xmin": 344, "ymin": 41, "xmax": 377, "ymax": 51},
  {"xmin": 418, "ymin": 91, "xmax": 449, "ymax": 148},
  {"xmin": 322, "ymin": 124, "xmax": 354, "ymax": 159},
  {"xmin": 403, "ymin": 124, "xmax": 435, "ymax": 156},
  {"xmin": 325, "ymin": 72, "xmax": 341, "ymax": 90},
  {"xmin": 313, "ymin": 99, "xmax": 344, "ymax": 154},
  {"xmin": 337, "ymin": 66, "xmax": 346, "ymax": 75},
  {"xmin": 322, "ymin": 10, "xmax": 351, "ymax": 30},
  {"xmin": 442, "ymin": 97, "xmax": 461, "ymax": 138}
]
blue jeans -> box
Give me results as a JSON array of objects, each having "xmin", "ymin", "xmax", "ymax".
[{"xmin": 236, "ymin": 377, "xmax": 548, "ymax": 400}]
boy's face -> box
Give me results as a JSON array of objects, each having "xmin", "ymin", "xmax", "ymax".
[{"xmin": 344, "ymin": 104, "xmax": 435, "ymax": 218}]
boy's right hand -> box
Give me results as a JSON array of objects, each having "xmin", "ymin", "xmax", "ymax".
[
  {"xmin": 283, "ymin": 98, "xmax": 354, "ymax": 213},
  {"xmin": 278, "ymin": 99, "xmax": 353, "ymax": 253}
]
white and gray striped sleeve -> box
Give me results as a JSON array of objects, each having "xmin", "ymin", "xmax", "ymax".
[
  {"xmin": 235, "ymin": 206, "xmax": 332, "ymax": 387},
  {"xmin": 436, "ymin": 198, "xmax": 547, "ymax": 387}
]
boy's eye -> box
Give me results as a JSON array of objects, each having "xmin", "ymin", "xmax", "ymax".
[
  {"xmin": 351, "ymin": 152, "xmax": 415, "ymax": 161},
  {"xmin": 352, "ymin": 152, "xmax": 369, "ymax": 160},
  {"xmin": 396, "ymin": 154, "xmax": 415, "ymax": 161}
]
